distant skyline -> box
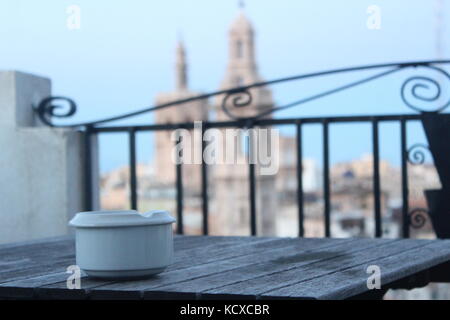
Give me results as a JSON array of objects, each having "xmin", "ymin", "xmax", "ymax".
[{"xmin": 1, "ymin": 0, "xmax": 449, "ymax": 172}]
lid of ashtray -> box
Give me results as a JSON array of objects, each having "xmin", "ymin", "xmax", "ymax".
[{"xmin": 69, "ymin": 210, "xmax": 176, "ymax": 228}]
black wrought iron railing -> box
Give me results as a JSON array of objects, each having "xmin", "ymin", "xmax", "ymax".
[{"xmin": 34, "ymin": 60, "xmax": 450, "ymax": 238}]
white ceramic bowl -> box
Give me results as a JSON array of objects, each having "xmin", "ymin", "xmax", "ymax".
[{"xmin": 69, "ymin": 210, "xmax": 176, "ymax": 279}]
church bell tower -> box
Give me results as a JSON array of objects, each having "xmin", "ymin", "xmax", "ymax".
[{"xmin": 212, "ymin": 5, "xmax": 277, "ymax": 236}]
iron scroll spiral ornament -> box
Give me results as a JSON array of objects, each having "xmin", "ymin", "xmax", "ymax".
[
  {"xmin": 221, "ymin": 88, "xmax": 253, "ymax": 121},
  {"xmin": 408, "ymin": 208, "xmax": 429, "ymax": 229},
  {"xmin": 32, "ymin": 60, "xmax": 450, "ymax": 128},
  {"xmin": 400, "ymin": 65, "xmax": 450, "ymax": 113},
  {"xmin": 406, "ymin": 145, "xmax": 431, "ymax": 230},
  {"xmin": 35, "ymin": 96, "xmax": 77, "ymax": 127},
  {"xmin": 407, "ymin": 143, "xmax": 431, "ymax": 165}
]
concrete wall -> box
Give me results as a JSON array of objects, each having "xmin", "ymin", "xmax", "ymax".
[{"xmin": 0, "ymin": 71, "xmax": 97, "ymax": 244}]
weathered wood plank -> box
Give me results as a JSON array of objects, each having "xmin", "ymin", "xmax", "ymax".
[
  {"xmin": 0, "ymin": 234, "xmax": 220, "ymax": 284},
  {"xmin": 89, "ymin": 238, "xmax": 355, "ymax": 299},
  {"xmin": 0, "ymin": 238, "xmax": 73, "ymax": 263},
  {"xmin": 0, "ymin": 238, "xmax": 378, "ymax": 299},
  {"xmin": 202, "ymin": 239, "xmax": 424, "ymax": 299},
  {"xmin": 4, "ymin": 236, "xmax": 282, "ymax": 299},
  {"xmin": 0, "ymin": 272, "xmax": 68, "ymax": 299},
  {"xmin": 173, "ymin": 235, "xmax": 262, "ymax": 251},
  {"xmin": 143, "ymin": 238, "xmax": 396, "ymax": 299},
  {"xmin": 0, "ymin": 234, "xmax": 198, "ymax": 262},
  {"xmin": 0, "ymin": 239, "xmax": 75, "ymax": 283},
  {"xmin": 262, "ymin": 239, "xmax": 450, "ymax": 300},
  {"xmin": 168, "ymin": 236, "xmax": 278, "ymax": 271},
  {"xmin": 0, "ymin": 235, "xmax": 193, "ymax": 295},
  {"xmin": 32, "ymin": 238, "xmax": 348, "ymax": 299},
  {"xmin": 0, "ymin": 235, "xmax": 242, "ymax": 286},
  {"xmin": 34, "ymin": 237, "xmax": 303, "ymax": 299},
  {"xmin": 0, "ymin": 235, "xmax": 72, "ymax": 250},
  {"xmin": 2, "ymin": 236, "xmax": 450, "ymax": 300}
]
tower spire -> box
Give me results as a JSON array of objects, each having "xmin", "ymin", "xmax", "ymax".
[
  {"xmin": 175, "ymin": 37, "xmax": 187, "ymax": 91},
  {"xmin": 225, "ymin": 4, "xmax": 257, "ymax": 84}
]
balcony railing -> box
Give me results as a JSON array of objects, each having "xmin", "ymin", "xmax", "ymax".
[{"xmin": 34, "ymin": 60, "xmax": 450, "ymax": 238}]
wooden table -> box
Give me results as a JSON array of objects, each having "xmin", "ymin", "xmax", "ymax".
[{"xmin": 1, "ymin": 235, "xmax": 450, "ymax": 300}]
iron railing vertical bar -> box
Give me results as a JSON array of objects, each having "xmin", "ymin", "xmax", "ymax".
[
  {"xmin": 372, "ymin": 119, "xmax": 382, "ymax": 237},
  {"xmin": 323, "ymin": 120, "xmax": 331, "ymax": 237},
  {"xmin": 401, "ymin": 119, "xmax": 410, "ymax": 238},
  {"xmin": 83, "ymin": 125, "xmax": 93, "ymax": 211},
  {"xmin": 296, "ymin": 121, "xmax": 304, "ymax": 237},
  {"xmin": 175, "ymin": 130, "xmax": 184, "ymax": 234},
  {"xmin": 248, "ymin": 125, "xmax": 257, "ymax": 235},
  {"xmin": 128, "ymin": 128, "xmax": 138, "ymax": 210},
  {"xmin": 201, "ymin": 124, "xmax": 209, "ymax": 235},
  {"xmin": 249, "ymin": 162, "xmax": 257, "ymax": 236}
]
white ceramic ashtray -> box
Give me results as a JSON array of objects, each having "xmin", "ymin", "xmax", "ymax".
[{"xmin": 69, "ymin": 210, "xmax": 176, "ymax": 279}]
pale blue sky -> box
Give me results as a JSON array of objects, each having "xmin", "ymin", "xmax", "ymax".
[{"xmin": 1, "ymin": 0, "xmax": 449, "ymax": 172}]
